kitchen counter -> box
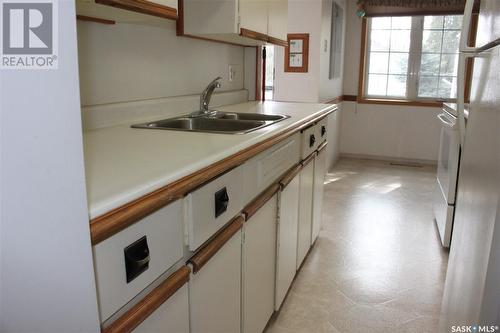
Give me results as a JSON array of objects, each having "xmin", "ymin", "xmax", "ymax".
[{"xmin": 84, "ymin": 101, "xmax": 337, "ymax": 220}]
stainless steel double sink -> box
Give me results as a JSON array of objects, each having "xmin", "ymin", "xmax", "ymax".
[{"xmin": 131, "ymin": 111, "xmax": 290, "ymax": 134}]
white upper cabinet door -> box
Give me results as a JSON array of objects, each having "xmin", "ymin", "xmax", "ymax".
[
  {"xmin": 239, "ymin": 0, "xmax": 269, "ymax": 35},
  {"xmin": 267, "ymin": 0, "xmax": 288, "ymax": 41},
  {"xmin": 311, "ymin": 148, "xmax": 327, "ymax": 244},
  {"xmin": 154, "ymin": 0, "xmax": 178, "ymax": 9},
  {"xmin": 297, "ymin": 160, "xmax": 314, "ymax": 269}
]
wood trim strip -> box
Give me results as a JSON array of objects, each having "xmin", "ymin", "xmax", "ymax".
[
  {"xmin": 357, "ymin": 98, "xmax": 443, "ymax": 108},
  {"xmin": 301, "ymin": 152, "xmax": 316, "ymax": 168},
  {"xmin": 357, "ymin": 18, "xmax": 368, "ymax": 102},
  {"xmin": 342, "ymin": 95, "xmax": 357, "ymax": 102},
  {"xmin": 102, "ymin": 266, "xmax": 190, "ymax": 333},
  {"xmin": 267, "ymin": 36, "xmax": 288, "ymax": 47},
  {"xmin": 240, "ymin": 28, "xmax": 269, "ymax": 42},
  {"xmin": 188, "ymin": 216, "xmax": 244, "ymax": 274},
  {"xmin": 279, "ymin": 164, "xmax": 302, "ymax": 189},
  {"xmin": 317, "ymin": 141, "xmax": 328, "ymax": 154},
  {"xmin": 243, "ymin": 183, "xmax": 280, "ymax": 220},
  {"xmin": 325, "ymin": 96, "xmax": 343, "ymax": 104},
  {"xmin": 76, "ymin": 15, "xmax": 115, "ymax": 24},
  {"xmin": 95, "ymin": 0, "xmax": 177, "ymax": 20},
  {"xmin": 90, "ymin": 108, "xmax": 336, "ymax": 244}
]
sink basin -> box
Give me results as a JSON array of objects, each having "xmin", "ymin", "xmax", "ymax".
[
  {"xmin": 132, "ymin": 112, "xmax": 290, "ymax": 134},
  {"xmin": 215, "ymin": 112, "xmax": 288, "ymax": 121}
]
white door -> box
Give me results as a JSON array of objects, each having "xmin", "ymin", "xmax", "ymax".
[
  {"xmin": 436, "ymin": 110, "xmax": 460, "ymax": 205},
  {"xmin": 311, "ymin": 149, "xmax": 326, "ymax": 243},
  {"xmin": 190, "ymin": 232, "xmax": 242, "ymax": 333},
  {"xmin": 275, "ymin": 174, "xmax": 300, "ymax": 310},
  {"xmin": 242, "ymin": 195, "xmax": 277, "ymax": 333},
  {"xmin": 133, "ymin": 285, "xmax": 190, "ymax": 333},
  {"xmin": 296, "ymin": 161, "xmax": 314, "ymax": 269}
]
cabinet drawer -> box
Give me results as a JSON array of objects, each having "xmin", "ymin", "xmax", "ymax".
[
  {"xmin": 315, "ymin": 117, "xmax": 328, "ymax": 144},
  {"xmin": 243, "ymin": 133, "xmax": 300, "ymax": 203},
  {"xmin": 301, "ymin": 125, "xmax": 318, "ymax": 159},
  {"xmin": 185, "ymin": 166, "xmax": 244, "ymax": 251},
  {"xmin": 93, "ymin": 200, "xmax": 184, "ymax": 321}
]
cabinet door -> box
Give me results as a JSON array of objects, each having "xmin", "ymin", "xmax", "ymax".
[
  {"xmin": 267, "ymin": 0, "xmax": 288, "ymax": 42},
  {"xmin": 132, "ymin": 285, "xmax": 189, "ymax": 333},
  {"xmin": 311, "ymin": 149, "xmax": 326, "ymax": 243},
  {"xmin": 239, "ymin": 0, "xmax": 268, "ymax": 35},
  {"xmin": 297, "ymin": 161, "xmax": 314, "ymax": 269},
  {"xmin": 275, "ymin": 174, "xmax": 300, "ymax": 310},
  {"xmin": 242, "ymin": 195, "xmax": 277, "ymax": 333},
  {"xmin": 190, "ymin": 231, "xmax": 242, "ymax": 333}
]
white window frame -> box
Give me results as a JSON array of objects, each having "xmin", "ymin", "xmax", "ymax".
[{"xmin": 364, "ymin": 15, "xmax": 460, "ymax": 102}]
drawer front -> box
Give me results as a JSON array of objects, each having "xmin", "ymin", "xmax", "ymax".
[
  {"xmin": 316, "ymin": 117, "xmax": 328, "ymax": 144},
  {"xmin": 243, "ymin": 133, "xmax": 300, "ymax": 203},
  {"xmin": 94, "ymin": 200, "xmax": 184, "ymax": 321},
  {"xmin": 301, "ymin": 125, "xmax": 318, "ymax": 159},
  {"xmin": 132, "ymin": 285, "xmax": 189, "ymax": 333},
  {"xmin": 185, "ymin": 166, "xmax": 244, "ymax": 251}
]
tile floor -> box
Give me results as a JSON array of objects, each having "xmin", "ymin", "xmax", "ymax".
[{"xmin": 266, "ymin": 158, "xmax": 449, "ymax": 333}]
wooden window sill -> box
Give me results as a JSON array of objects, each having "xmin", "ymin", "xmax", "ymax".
[{"xmin": 357, "ymin": 98, "xmax": 443, "ymax": 108}]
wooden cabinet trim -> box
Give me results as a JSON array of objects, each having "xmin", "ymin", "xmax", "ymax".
[
  {"xmin": 243, "ymin": 183, "xmax": 280, "ymax": 221},
  {"xmin": 90, "ymin": 108, "xmax": 336, "ymax": 245},
  {"xmin": 95, "ymin": 0, "xmax": 178, "ymax": 20},
  {"xmin": 188, "ymin": 216, "xmax": 244, "ymax": 274},
  {"xmin": 102, "ymin": 265, "xmax": 190, "ymax": 333},
  {"xmin": 240, "ymin": 28, "xmax": 269, "ymax": 42},
  {"xmin": 301, "ymin": 152, "xmax": 316, "ymax": 168},
  {"xmin": 267, "ymin": 36, "xmax": 288, "ymax": 47},
  {"xmin": 317, "ymin": 141, "xmax": 328, "ymax": 154},
  {"xmin": 279, "ymin": 164, "xmax": 302, "ymax": 189},
  {"xmin": 76, "ymin": 15, "xmax": 116, "ymax": 24}
]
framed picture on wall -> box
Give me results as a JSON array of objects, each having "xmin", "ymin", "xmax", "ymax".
[{"xmin": 285, "ymin": 33, "xmax": 309, "ymax": 73}]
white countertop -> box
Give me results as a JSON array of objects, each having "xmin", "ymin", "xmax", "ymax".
[{"xmin": 84, "ymin": 101, "xmax": 337, "ymax": 219}]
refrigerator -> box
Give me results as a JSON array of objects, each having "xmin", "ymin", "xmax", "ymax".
[{"xmin": 439, "ymin": 0, "xmax": 500, "ymax": 330}]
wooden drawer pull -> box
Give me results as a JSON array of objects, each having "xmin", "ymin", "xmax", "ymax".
[
  {"xmin": 243, "ymin": 183, "xmax": 280, "ymax": 220},
  {"xmin": 317, "ymin": 141, "xmax": 328, "ymax": 154},
  {"xmin": 189, "ymin": 216, "xmax": 244, "ymax": 274},
  {"xmin": 301, "ymin": 152, "xmax": 316, "ymax": 167},
  {"xmin": 279, "ymin": 164, "xmax": 302, "ymax": 189},
  {"xmin": 102, "ymin": 265, "xmax": 190, "ymax": 333}
]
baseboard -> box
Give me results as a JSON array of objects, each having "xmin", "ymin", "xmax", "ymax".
[{"xmin": 339, "ymin": 153, "xmax": 437, "ymax": 166}]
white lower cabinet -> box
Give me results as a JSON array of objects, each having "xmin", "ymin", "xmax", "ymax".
[
  {"xmin": 132, "ymin": 285, "xmax": 190, "ymax": 333},
  {"xmin": 242, "ymin": 195, "xmax": 277, "ymax": 333},
  {"xmin": 311, "ymin": 148, "xmax": 327, "ymax": 244},
  {"xmin": 275, "ymin": 173, "xmax": 300, "ymax": 310},
  {"xmin": 189, "ymin": 230, "xmax": 242, "ymax": 333},
  {"xmin": 296, "ymin": 158, "xmax": 315, "ymax": 269}
]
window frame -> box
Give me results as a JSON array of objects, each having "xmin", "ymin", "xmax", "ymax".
[{"xmin": 357, "ymin": 14, "xmax": 477, "ymax": 107}]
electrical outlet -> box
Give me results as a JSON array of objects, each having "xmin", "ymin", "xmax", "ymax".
[{"xmin": 228, "ymin": 64, "xmax": 241, "ymax": 82}]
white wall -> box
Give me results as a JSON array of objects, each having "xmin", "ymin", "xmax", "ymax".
[
  {"xmin": 273, "ymin": 0, "xmax": 346, "ymax": 169},
  {"xmin": 340, "ymin": 0, "xmax": 441, "ymax": 163},
  {"xmin": 0, "ymin": 1, "xmax": 100, "ymax": 332},
  {"xmin": 274, "ymin": 0, "xmax": 322, "ymax": 103},
  {"xmin": 77, "ymin": 20, "xmax": 246, "ymax": 106}
]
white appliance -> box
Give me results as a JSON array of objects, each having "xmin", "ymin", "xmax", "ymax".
[
  {"xmin": 439, "ymin": 0, "xmax": 500, "ymax": 330},
  {"xmin": 433, "ymin": 106, "xmax": 461, "ymax": 248}
]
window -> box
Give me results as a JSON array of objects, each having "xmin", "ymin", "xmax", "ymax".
[{"xmin": 364, "ymin": 15, "xmax": 462, "ymax": 101}]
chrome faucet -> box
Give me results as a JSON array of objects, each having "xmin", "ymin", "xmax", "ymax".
[{"xmin": 190, "ymin": 77, "xmax": 222, "ymax": 117}]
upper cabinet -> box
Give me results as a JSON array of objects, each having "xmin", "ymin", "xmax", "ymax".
[
  {"xmin": 76, "ymin": 0, "xmax": 178, "ymax": 24},
  {"xmin": 267, "ymin": 0, "xmax": 288, "ymax": 45},
  {"xmin": 182, "ymin": 0, "xmax": 288, "ymax": 47}
]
